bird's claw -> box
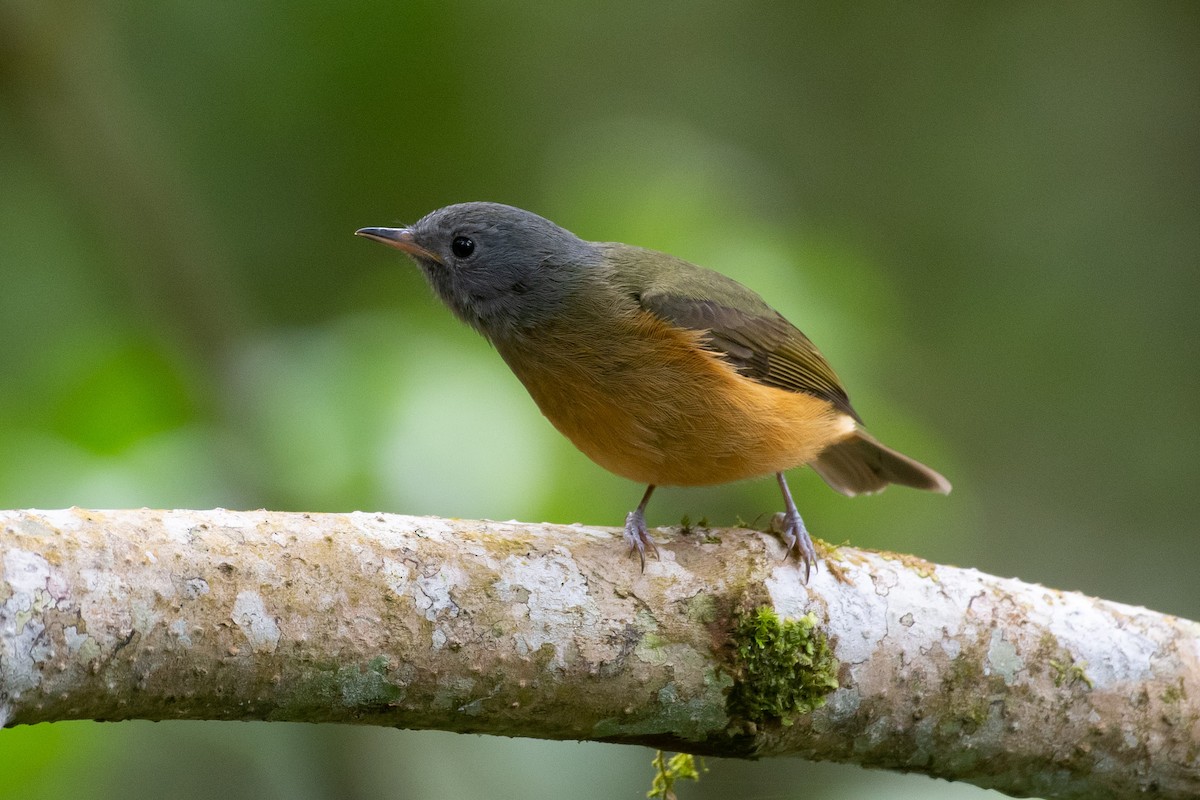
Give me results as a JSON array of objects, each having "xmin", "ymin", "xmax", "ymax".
[
  {"xmin": 771, "ymin": 510, "xmax": 817, "ymax": 583},
  {"xmin": 624, "ymin": 508, "xmax": 660, "ymax": 572}
]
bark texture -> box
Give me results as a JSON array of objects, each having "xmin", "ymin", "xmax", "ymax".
[{"xmin": 1, "ymin": 508, "xmax": 1197, "ymax": 799}]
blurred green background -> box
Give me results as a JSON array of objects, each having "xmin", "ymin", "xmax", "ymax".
[{"xmin": 1, "ymin": 2, "xmax": 1196, "ymax": 798}]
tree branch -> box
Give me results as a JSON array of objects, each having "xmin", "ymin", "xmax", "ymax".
[{"xmin": 2, "ymin": 508, "xmax": 1197, "ymax": 798}]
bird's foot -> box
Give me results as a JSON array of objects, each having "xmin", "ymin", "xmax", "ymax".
[
  {"xmin": 771, "ymin": 509, "xmax": 817, "ymax": 583},
  {"xmin": 624, "ymin": 507, "xmax": 660, "ymax": 572}
]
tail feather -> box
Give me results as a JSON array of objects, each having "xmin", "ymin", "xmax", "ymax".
[{"xmin": 811, "ymin": 429, "xmax": 951, "ymax": 497}]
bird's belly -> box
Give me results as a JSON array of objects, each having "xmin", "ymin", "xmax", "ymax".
[{"xmin": 497, "ymin": 313, "xmax": 855, "ymax": 487}]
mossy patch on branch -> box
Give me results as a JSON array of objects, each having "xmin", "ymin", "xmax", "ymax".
[{"xmin": 726, "ymin": 607, "xmax": 839, "ymax": 725}]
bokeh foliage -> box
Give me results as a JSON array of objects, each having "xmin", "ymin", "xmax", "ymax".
[{"xmin": 1, "ymin": 3, "xmax": 1196, "ymax": 799}]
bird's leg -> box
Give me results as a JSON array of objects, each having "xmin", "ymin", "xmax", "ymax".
[
  {"xmin": 624, "ymin": 484, "xmax": 660, "ymax": 571},
  {"xmin": 775, "ymin": 472, "xmax": 817, "ymax": 582}
]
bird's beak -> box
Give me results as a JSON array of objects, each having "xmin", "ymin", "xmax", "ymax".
[{"xmin": 354, "ymin": 227, "xmax": 444, "ymax": 264}]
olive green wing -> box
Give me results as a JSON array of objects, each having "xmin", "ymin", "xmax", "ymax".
[{"xmin": 609, "ymin": 244, "xmax": 861, "ymax": 423}]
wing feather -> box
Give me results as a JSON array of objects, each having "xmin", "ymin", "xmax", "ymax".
[{"xmin": 612, "ymin": 245, "xmax": 860, "ymax": 422}]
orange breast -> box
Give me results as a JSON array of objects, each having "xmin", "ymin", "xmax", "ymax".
[{"xmin": 495, "ymin": 306, "xmax": 856, "ymax": 487}]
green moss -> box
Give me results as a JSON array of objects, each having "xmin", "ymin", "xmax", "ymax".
[
  {"xmin": 1049, "ymin": 658, "xmax": 1093, "ymax": 689},
  {"xmin": 726, "ymin": 607, "xmax": 839, "ymax": 724},
  {"xmin": 1034, "ymin": 633, "xmax": 1094, "ymax": 690},
  {"xmin": 646, "ymin": 751, "xmax": 705, "ymax": 799},
  {"xmin": 1031, "ymin": 631, "xmax": 1060, "ymax": 677}
]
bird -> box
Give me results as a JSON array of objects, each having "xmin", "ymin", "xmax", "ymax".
[{"xmin": 356, "ymin": 202, "xmax": 949, "ymax": 579}]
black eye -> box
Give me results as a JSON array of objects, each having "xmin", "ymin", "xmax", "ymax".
[{"xmin": 451, "ymin": 236, "xmax": 475, "ymax": 258}]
